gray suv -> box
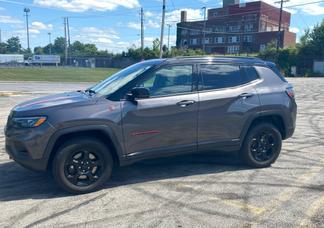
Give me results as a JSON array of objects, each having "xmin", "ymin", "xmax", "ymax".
[{"xmin": 5, "ymin": 57, "xmax": 297, "ymax": 194}]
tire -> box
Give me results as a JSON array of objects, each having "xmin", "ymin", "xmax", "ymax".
[
  {"xmin": 240, "ymin": 123, "xmax": 282, "ymax": 168},
  {"xmin": 52, "ymin": 137, "xmax": 113, "ymax": 194}
]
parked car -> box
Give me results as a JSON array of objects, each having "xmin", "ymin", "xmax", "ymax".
[{"xmin": 5, "ymin": 57, "xmax": 297, "ymax": 194}]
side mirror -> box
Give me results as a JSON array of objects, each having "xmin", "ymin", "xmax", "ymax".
[{"xmin": 126, "ymin": 87, "xmax": 150, "ymax": 101}]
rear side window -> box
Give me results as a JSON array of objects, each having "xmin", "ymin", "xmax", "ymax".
[{"xmin": 200, "ymin": 64, "xmax": 242, "ymax": 90}]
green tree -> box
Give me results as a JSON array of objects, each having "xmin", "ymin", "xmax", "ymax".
[
  {"xmin": 52, "ymin": 37, "xmax": 65, "ymax": 55},
  {"xmin": 34, "ymin": 46, "xmax": 44, "ymax": 55},
  {"xmin": 0, "ymin": 42, "xmax": 7, "ymax": 54},
  {"xmin": 6, "ymin": 37, "xmax": 22, "ymax": 53}
]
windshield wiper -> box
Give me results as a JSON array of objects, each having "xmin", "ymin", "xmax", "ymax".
[{"xmin": 85, "ymin": 89, "xmax": 96, "ymax": 96}]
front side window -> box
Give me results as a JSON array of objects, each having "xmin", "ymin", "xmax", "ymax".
[
  {"xmin": 91, "ymin": 61, "xmax": 160, "ymax": 96},
  {"xmin": 136, "ymin": 65, "xmax": 193, "ymax": 97},
  {"xmin": 200, "ymin": 64, "xmax": 243, "ymax": 90}
]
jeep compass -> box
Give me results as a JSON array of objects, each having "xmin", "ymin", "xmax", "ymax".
[{"xmin": 5, "ymin": 57, "xmax": 297, "ymax": 194}]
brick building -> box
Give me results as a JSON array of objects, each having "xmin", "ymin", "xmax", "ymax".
[{"xmin": 176, "ymin": 0, "xmax": 296, "ymax": 54}]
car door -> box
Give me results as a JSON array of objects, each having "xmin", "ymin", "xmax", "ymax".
[
  {"xmin": 197, "ymin": 63, "xmax": 261, "ymax": 151},
  {"xmin": 121, "ymin": 64, "xmax": 199, "ymax": 156}
]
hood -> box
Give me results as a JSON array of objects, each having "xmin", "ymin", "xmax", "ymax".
[{"xmin": 14, "ymin": 91, "xmax": 93, "ymax": 112}]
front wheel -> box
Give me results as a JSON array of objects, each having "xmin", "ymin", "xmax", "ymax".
[
  {"xmin": 240, "ymin": 123, "xmax": 282, "ymax": 168},
  {"xmin": 52, "ymin": 137, "xmax": 113, "ymax": 194}
]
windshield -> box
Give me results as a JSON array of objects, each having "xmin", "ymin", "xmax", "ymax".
[{"xmin": 90, "ymin": 60, "xmax": 161, "ymax": 96}]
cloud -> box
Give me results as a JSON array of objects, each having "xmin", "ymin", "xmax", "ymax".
[
  {"xmin": 147, "ymin": 20, "xmax": 160, "ymax": 29},
  {"xmin": 144, "ymin": 11, "xmax": 155, "ymax": 18},
  {"xmin": 0, "ymin": 7, "xmax": 5, "ymax": 11},
  {"xmin": 0, "ymin": 15, "xmax": 23, "ymax": 24},
  {"xmin": 290, "ymin": 27, "xmax": 300, "ymax": 34},
  {"xmin": 73, "ymin": 27, "xmax": 121, "ymax": 51},
  {"xmin": 31, "ymin": 21, "xmax": 53, "ymax": 31},
  {"xmin": 33, "ymin": 0, "xmax": 140, "ymax": 12},
  {"xmin": 165, "ymin": 8, "xmax": 204, "ymax": 25},
  {"xmin": 127, "ymin": 22, "xmax": 141, "ymax": 30}
]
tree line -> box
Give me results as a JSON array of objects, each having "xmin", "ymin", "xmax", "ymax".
[
  {"xmin": 0, "ymin": 36, "xmax": 204, "ymax": 60},
  {"xmin": 259, "ymin": 19, "xmax": 324, "ymax": 76}
]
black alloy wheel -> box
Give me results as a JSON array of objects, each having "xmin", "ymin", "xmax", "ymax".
[
  {"xmin": 240, "ymin": 123, "xmax": 282, "ymax": 168},
  {"xmin": 52, "ymin": 137, "xmax": 113, "ymax": 194},
  {"xmin": 64, "ymin": 150, "xmax": 104, "ymax": 187}
]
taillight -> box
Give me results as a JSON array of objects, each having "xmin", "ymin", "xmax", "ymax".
[{"xmin": 286, "ymin": 87, "xmax": 295, "ymax": 99}]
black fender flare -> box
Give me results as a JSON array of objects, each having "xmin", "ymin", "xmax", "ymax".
[
  {"xmin": 43, "ymin": 124, "xmax": 125, "ymax": 169},
  {"xmin": 239, "ymin": 110, "xmax": 288, "ymax": 147}
]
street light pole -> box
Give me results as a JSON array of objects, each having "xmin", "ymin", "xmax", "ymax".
[
  {"xmin": 159, "ymin": 0, "xmax": 166, "ymax": 58},
  {"xmin": 48, "ymin": 32, "xmax": 52, "ymax": 55},
  {"xmin": 202, "ymin": 7, "xmax": 207, "ymax": 53},
  {"xmin": 24, "ymin": 8, "xmax": 31, "ymax": 52},
  {"xmin": 167, "ymin": 24, "xmax": 171, "ymax": 51}
]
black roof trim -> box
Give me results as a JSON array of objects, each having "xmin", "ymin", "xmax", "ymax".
[{"xmin": 159, "ymin": 56, "xmax": 265, "ymax": 64}]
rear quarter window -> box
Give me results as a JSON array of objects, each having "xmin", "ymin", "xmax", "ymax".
[
  {"xmin": 254, "ymin": 66, "xmax": 287, "ymax": 83},
  {"xmin": 240, "ymin": 66, "xmax": 260, "ymax": 82},
  {"xmin": 266, "ymin": 63, "xmax": 288, "ymax": 82}
]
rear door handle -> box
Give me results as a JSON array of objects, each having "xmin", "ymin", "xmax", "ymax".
[
  {"xmin": 239, "ymin": 93, "xmax": 254, "ymax": 98},
  {"xmin": 177, "ymin": 100, "xmax": 195, "ymax": 107}
]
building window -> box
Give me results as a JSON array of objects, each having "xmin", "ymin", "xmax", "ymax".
[
  {"xmin": 227, "ymin": 45, "xmax": 240, "ymax": 54},
  {"xmin": 243, "ymin": 35, "xmax": 252, "ymax": 43},
  {"xmin": 181, "ymin": 30, "xmax": 188, "ymax": 35},
  {"xmin": 228, "ymin": 36, "xmax": 239, "ymax": 43},
  {"xmin": 190, "ymin": 38, "xmax": 199, "ymax": 45},
  {"xmin": 214, "ymin": 26, "xmax": 226, "ymax": 32},
  {"xmin": 229, "ymin": 25, "xmax": 240, "ymax": 32},
  {"xmin": 244, "ymin": 24, "xmax": 254, "ymax": 32},
  {"xmin": 205, "ymin": 28, "xmax": 213, "ymax": 34},
  {"xmin": 260, "ymin": 44, "xmax": 266, "ymax": 52},
  {"xmin": 215, "ymin": 37, "xmax": 225, "ymax": 44},
  {"xmin": 190, "ymin": 30, "xmax": 200, "ymax": 35},
  {"xmin": 203, "ymin": 38, "xmax": 212, "ymax": 44}
]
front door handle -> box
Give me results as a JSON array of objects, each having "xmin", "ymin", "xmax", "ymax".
[
  {"xmin": 177, "ymin": 100, "xmax": 195, "ymax": 107},
  {"xmin": 239, "ymin": 93, "xmax": 254, "ymax": 98}
]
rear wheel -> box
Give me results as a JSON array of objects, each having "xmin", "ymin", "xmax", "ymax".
[
  {"xmin": 52, "ymin": 137, "xmax": 113, "ymax": 194},
  {"xmin": 240, "ymin": 123, "xmax": 282, "ymax": 168}
]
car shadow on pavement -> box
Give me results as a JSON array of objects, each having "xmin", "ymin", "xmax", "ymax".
[{"xmin": 0, "ymin": 151, "xmax": 246, "ymax": 201}]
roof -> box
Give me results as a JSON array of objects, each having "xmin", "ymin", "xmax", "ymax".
[{"xmin": 163, "ymin": 56, "xmax": 266, "ymax": 64}]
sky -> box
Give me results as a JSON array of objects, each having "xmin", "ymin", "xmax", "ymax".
[{"xmin": 0, "ymin": 0, "xmax": 323, "ymax": 53}]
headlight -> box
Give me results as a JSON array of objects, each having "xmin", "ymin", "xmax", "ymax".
[{"xmin": 12, "ymin": 116, "xmax": 47, "ymax": 128}]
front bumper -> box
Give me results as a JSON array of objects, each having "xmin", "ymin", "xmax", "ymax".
[
  {"xmin": 5, "ymin": 139, "xmax": 48, "ymax": 171},
  {"xmin": 4, "ymin": 123, "xmax": 55, "ymax": 171}
]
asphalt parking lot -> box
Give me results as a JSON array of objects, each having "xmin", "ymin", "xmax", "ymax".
[{"xmin": 0, "ymin": 78, "xmax": 323, "ymax": 228}]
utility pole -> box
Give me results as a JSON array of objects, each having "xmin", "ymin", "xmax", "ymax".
[
  {"xmin": 167, "ymin": 24, "xmax": 171, "ymax": 51},
  {"xmin": 275, "ymin": 0, "xmax": 289, "ymax": 51},
  {"xmin": 67, "ymin": 17, "xmax": 71, "ymax": 46},
  {"xmin": 24, "ymin": 8, "xmax": 31, "ymax": 52},
  {"xmin": 202, "ymin": 7, "xmax": 207, "ymax": 54},
  {"xmin": 140, "ymin": 7, "xmax": 144, "ymax": 60},
  {"xmin": 159, "ymin": 0, "xmax": 166, "ymax": 59},
  {"xmin": 63, "ymin": 17, "xmax": 68, "ymax": 65},
  {"xmin": 48, "ymin": 32, "xmax": 52, "ymax": 55}
]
